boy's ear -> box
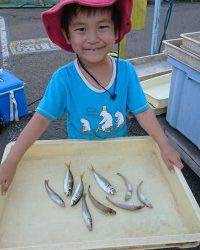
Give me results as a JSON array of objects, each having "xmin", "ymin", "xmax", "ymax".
[{"xmin": 62, "ymin": 29, "xmax": 71, "ymax": 44}]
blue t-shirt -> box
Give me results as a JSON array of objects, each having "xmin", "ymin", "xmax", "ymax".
[{"xmin": 36, "ymin": 57, "xmax": 149, "ymax": 140}]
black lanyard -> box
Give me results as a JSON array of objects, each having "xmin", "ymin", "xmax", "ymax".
[{"xmin": 76, "ymin": 46, "xmax": 119, "ymax": 101}]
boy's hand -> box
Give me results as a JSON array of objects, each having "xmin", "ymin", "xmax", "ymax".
[
  {"xmin": 159, "ymin": 143, "xmax": 184, "ymax": 172},
  {"xmin": 0, "ymin": 113, "xmax": 50, "ymax": 196},
  {"xmin": 0, "ymin": 161, "xmax": 17, "ymax": 195}
]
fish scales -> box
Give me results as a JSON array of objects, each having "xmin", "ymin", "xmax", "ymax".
[
  {"xmin": 137, "ymin": 181, "xmax": 153, "ymax": 208},
  {"xmin": 106, "ymin": 196, "xmax": 144, "ymax": 211},
  {"xmin": 71, "ymin": 173, "xmax": 84, "ymax": 206},
  {"xmin": 91, "ymin": 165, "xmax": 116, "ymax": 195},
  {"xmin": 64, "ymin": 161, "xmax": 74, "ymax": 196},
  {"xmin": 45, "ymin": 180, "xmax": 65, "ymax": 207},
  {"xmin": 88, "ymin": 185, "xmax": 116, "ymax": 215},
  {"xmin": 117, "ymin": 172, "xmax": 133, "ymax": 201},
  {"xmin": 82, "ymin": 193, "xmax": 92, "ymax": 231}
]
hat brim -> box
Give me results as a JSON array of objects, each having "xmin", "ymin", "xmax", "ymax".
[{"xmin": 42, "ymin": 0, "xmax": 133, "ymax": 52}]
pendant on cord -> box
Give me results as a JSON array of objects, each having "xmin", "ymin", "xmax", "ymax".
[{"xmin": 111, "ymin": 94, "xmax": 117, "ymax": 100}]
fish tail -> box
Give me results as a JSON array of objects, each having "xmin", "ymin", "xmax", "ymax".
[
  {"xmin": 139, "ymin": 180, "xmax": 143, "ymax": 186},
  {"xmin": 65, "ymin": 161, "xmax": 71, "ymax": 169},
  {"xmin": 81, "ymin": 171, "xmax": 85, "ymax": 180}
]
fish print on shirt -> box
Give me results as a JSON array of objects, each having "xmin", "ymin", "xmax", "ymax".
[
  {"xmin": 80, "ymin": 106, "xmax": 124, "ymax": 134},
  {"xmin": 97, "ymin": 106, "xmax": 113, "ymax": 133},
  {"xmin": 80, "ymin": 118, "xmax": 91, "ymax": 132},
  {"xmin": 115, "ymin": 111, "xmax": 124, "ymax": 129}
]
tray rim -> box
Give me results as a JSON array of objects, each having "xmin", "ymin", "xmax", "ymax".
[
  {"xmin": 0, "ymin": 234, "xmax": 199, "ymax": 250},
  {"xmin": 180, "ymin": 31, "xmax": 200, "ymax": 45},
  {"xmin": 163, "ymin": 38, "xmax": 200, "ymax": 59},
  {"xmin": 163, "ymin": 38, "xmax": 200, "ymax": 72},
  {"xmin": 128, "ymin": 53, "xmax": 172, "ymax": 81},
  {"xmin": 141, "ymin": 73, "xmax": 171, "ymax": 109},
  {"xmin": 1, "ymin": 137, "xmax": 200, "ymax": 249}
]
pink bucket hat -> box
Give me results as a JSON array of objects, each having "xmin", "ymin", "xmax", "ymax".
[{"xmin": 42, "ymin": 0, "xmax": 133, "ymax": 52}]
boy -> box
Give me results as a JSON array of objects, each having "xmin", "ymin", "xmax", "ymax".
[{"xmin": 0, "ymin": 0, "xmax": 183, "ymax": 195}]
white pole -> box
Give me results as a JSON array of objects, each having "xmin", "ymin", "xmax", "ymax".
[{"xmin": 150, "ymin": 0, "xmax": 162, "ymax": 54}]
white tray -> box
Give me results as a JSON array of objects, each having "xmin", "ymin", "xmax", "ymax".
[
  {"xmin": 180, "ymin": 31, "xmax": 200, "ymax": 56},
  {"xmin": 128, "ymin": 53, "xmax": 172, "ymax": 81},
  {"xmin": 141, "ymin": 73, "xmax": 171, "ymax": 109},
  {"xmin": 0, "ymin": 138, "xmax": 200, "ymax": 249},
  {"xmin": 163, "ymin": 38, "xmax": 200, "ymax": 72}
]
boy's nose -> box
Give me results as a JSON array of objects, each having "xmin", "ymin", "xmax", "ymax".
[{"xmin": 87, "ymin": 30, "xmax": 99, "ymax": 44}]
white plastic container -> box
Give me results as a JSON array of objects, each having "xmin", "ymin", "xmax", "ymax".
[
  {"xmin": 180, "ymin": 31, "xmax": 200, "ymax": 56},
  {"xmin": 141, "ymin": 73, "xmax": 172, "ymax": 109},
  {"xmin": 163, "ymin": 38, "xmax": 200, "ymax": 72},
  {"xmin": 166, "ymin": 56, "xmax": 200, "ymax": 149},
  {"xmin": 1, "ymin": 138, "xmax": 200, "ymax": 249}
]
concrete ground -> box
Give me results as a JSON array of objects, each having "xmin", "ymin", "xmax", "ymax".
[{"xmin": 0, "ymin": 2, "xmax": 200, "ymax": 249}]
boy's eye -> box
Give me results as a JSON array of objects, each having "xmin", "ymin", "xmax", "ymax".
[
  {"xmin": 99, "ymin": 25, "xmax": 109, "ymax": 29},
  {"xmin": 75, "ymin": 27, "xmax": 85, "ymax": 32}
]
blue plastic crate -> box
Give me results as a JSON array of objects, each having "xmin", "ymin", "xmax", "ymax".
[
  {"xmin": 0, "ymin": 70, "xmax": 28, "ymax": 123},
  {"xmin": 166, "ymin": 57, "xmax": 200, "ymax": 149}
]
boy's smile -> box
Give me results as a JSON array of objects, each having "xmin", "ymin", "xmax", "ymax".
[{"xmin": 65, "ymin": 10, "xmax": 117, "ymax": 67}]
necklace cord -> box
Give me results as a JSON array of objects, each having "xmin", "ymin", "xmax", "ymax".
[{"xmin": 77, "ymin": 54, "xmax": 119, "ymax": 100}]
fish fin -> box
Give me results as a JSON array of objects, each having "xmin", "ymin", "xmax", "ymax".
[
  {"xmin": 44, "ymin": 179, "xmax": 49, "ymax": 184},
  {"xmin": 106, "ymin": 196, "xmax": 110, "ymax": 202},
  {"xmin": 89, "ymin": 164, "xmax": 95, "ymax": 172}
]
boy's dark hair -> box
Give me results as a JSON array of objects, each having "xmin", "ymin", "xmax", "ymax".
[{"xmin": 61, "ymin": 4, "xmax": 121, "ymax": 37}]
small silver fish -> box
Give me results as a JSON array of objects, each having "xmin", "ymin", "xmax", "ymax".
[
  {"xmin": 106, "ymin": 196, "xmax": 144, "ymax": 211},
  {"xmin": 88, "ymin": 185, "xmax": 116, "ymax": 215},
  {"xmin": 117, "ymin": 172, "xmax": 133, "ymax": 201},
  {"xmin": 70, "ymin": 173, "xmax": 84, "ymax": 206},
  {"xmin": 137, "ymin": 181, "xmax": 153, "ymax": 208},
  {"xmin": 44, "ymin": 180, "xmax": 65, "ymax": 207},
  {"xmin": 90, "ymin": 165, "xmax": 116, "ymax": 195},
  {"xmin": 64, "ymin": 161, "xmax": 74, "ymax": 196},
  {"xmin": 82, "ymin": 193, "xmax": 92, "ymax": 231}
]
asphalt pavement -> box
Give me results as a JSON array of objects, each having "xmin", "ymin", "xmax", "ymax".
[{"xmin": 0, "ymin": 2, "xmax": 200, "ymax": 249}]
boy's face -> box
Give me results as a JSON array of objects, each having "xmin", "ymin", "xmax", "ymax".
[{"xmin": 64, "ymin": 9, "xmax": 117, "ymax": 65}]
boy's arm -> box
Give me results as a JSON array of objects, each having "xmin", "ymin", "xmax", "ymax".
[
  {"xmin": 0, "ymin": 112, "xmax": 50, "ymax": 194},
  {"xmin": 135, "ymin": 108, "xmax": 183, "ymax": 171}
]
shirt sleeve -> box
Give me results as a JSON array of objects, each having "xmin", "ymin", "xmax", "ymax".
[
  {"xmin": 36, "ymin": 71, "xmax": 67, "ymax": 121},
  {"xmin": 126, "ymin": 62, "xmax": 149, "ymax": 115}
]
